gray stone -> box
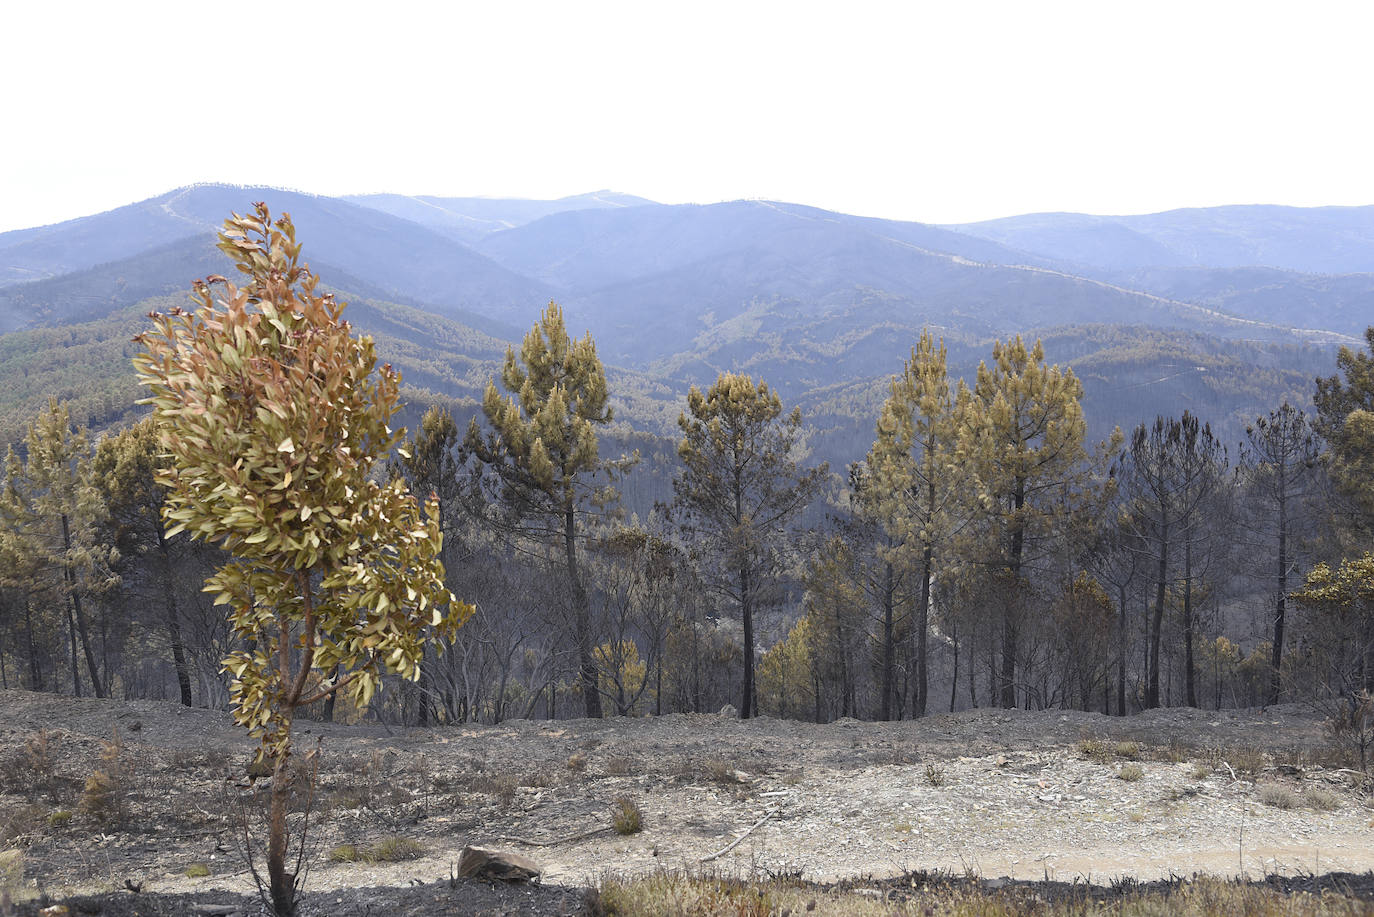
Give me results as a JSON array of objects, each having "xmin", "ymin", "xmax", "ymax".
[{"xmin": 456, "ymin": 845, "xmax": 541, "ymax": 883}]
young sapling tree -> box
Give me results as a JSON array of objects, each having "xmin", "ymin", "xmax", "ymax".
[{"xmin": 133, "ymin": 204, "xmax": 470, "ymax": 915}]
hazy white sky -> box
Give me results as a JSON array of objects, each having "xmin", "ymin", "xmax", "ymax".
[{"xmin": 4, "ymin": 1, "xmax": 1373, "ymax": 233}]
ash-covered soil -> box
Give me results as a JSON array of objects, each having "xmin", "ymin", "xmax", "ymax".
[{"xmin": 2, "ymin": 689, "xmax": 1371, "ymax": 915}]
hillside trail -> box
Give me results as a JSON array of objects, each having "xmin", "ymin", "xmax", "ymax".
[{"xmin": 1, "ymin": 689, "xmax": 1370, "ymax": 900}]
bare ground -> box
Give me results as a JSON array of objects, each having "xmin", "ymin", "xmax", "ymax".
[{"xmin": 2, "ymin": 689, "xmax": 1372, "ymax": 914}]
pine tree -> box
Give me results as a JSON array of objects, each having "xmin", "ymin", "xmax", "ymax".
[
  {"xmin": 0, "ymin": 400, "xmax": 115, "ymax": 698},
  {"xmin": 957, "ymin": 336, "xmax": 1113, "ymax": 709},
  {"xmin": 1314, "ymin": 326, "xmax": 1374, "ymax": 535},
  {"xmin": 92, "ymin": 418, "xmax": 195, "ymax": 707},
  {"xmin": 134, "ymin": 204, "xmax": 469, "ymax": 916},
  {"xmin": 465, "ymin": 301, "xmax": 630, "ymax": 719},
  {"xmin": 1117, "ymin": 412, "xmax": 1222, "ymax": 709},
  {"xmin": 393, "ymin": 405, "xmax": 464, "ymax": 725},
  {"xmin": 866, "ymin": 330, "xmax": 958, "ymax": 718},
  {"xmin": 675, "ymin": 372, "xmax": 827, "ymax": 719},
  {"xmin": 1239, "ymin": 403, "xmax": 1323, "ymax": 704}
]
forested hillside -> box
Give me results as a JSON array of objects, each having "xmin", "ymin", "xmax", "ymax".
[{"xmin": 1, "ymin": 190, "xmax": 1371, "ymax": 749}]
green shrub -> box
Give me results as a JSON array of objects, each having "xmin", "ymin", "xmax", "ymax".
[
  {"xmin": 329, "ymin": 836, "xmax": 425, "ymax": 863},
  {"xmin": 328, "ymin": 843, "xmax": 360, "ymax": 863}
]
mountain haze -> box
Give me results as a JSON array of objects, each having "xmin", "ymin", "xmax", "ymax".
[
  {"xmin": 946, "ymin": 204, "xmax": 1374, "ymax": 274},
  {"xmin": 0, "ymin": 184, "xmax": 1366, "ymax": 478}
]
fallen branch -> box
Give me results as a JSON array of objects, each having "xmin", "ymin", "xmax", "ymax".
[
  {"xmin": 699, "ymin": 807, "xmax": 781, "ymax": 863},
  {"xmin": 501, "ymin": 825, "xmax": 614, "ymax": 847}
]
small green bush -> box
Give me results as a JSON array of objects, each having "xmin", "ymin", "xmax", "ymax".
[
  {"xmin": 184, "ymin": 863, "xmax": 211, "ymax": 878},
  {"xmin": 330, "ymin": 836, "xmax": 426, "ymax": 864},
  {"xmin": 328, "ymin": 843, "xmax": 360, "ymax": 863},
  {"xmin": 368, "ymin": 835, "xmax": 426, "ymax": 862}
]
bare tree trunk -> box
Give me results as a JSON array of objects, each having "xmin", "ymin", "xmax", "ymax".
[
  {"xmin": 740, "ymin": 562, "xmax": 755, "ymax": 719},
  {"xmin": 61, "ymin": 514, "xmax": 103, "ymax": 698},
  {"xmin": 267, "ymin": 738, "xmax": 295, "ymax": 916},
  {"xmin": 880, "ymin": 561, "xmax": 895, "ymax": 721},
  {"xmin": 915, "ymin": 546, "xmax": 932, "ymax": 717},
  {"xmin": 66, "ymin": 601, "xmax": 81, "ymax": 697},
  {"xmin": 1269, "ymin": 492, "xmax": 1288, "ymax": 704},
  {"xmin": 24, "ymin": 597, "xmax": 43, "ymax": 691},
  {"xmin": 156, "ymin": 527, "xmax": 193, "ymax": 706},
  {"xmin": 948, "ymin": 622, "xmax": 959, "ymax": 714},
  {"xmin": 564, "ymin": 506, "xmax": 602, "ymax": 718},
  {"xmin": 1183, "ymin": 537, "xmax": 1197, "ymax": 708},
  {"xmin": 1147, "ymin": 528, "xmax": 1168, "ymax": 709},
  {"xmin": 1117, "ymin": 583, "xmax": 1128, "ymax": 716},
  {"xmin": 1000, "ymin": 486, "xmax": 1025, "ymax": 709}
]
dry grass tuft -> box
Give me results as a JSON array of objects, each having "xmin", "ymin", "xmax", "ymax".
[
  {"xmin": 329, "ymin": 835, "xmax": 426, "ymax": 863},
  {"xmin": 1078, "ymin": 738, "xmax": 1113, "ymax": 764},
  {"xmin": 925, "ymin": 763, "xmax": 946, "ymax": 787},
  {"xmin": 1258, "ymin": 784, "xmax": 1298, "ymax": 810},
  {"xmin": 79, "ymin": 729, "xmax": 128, "ymax": 825},
  {"xmin": 612, "ymin": 795, "xmax": 643, "ymax": 835},
  {"xmin": 596, "ymin": 870, "xmax": 1374, "ymax": 916},
  {"xmin": 603, "ymin": 754, "xmax": 638, "ymax": 776},
  {"xmin": 1304, "ymin": 785, "xmax": 1341, "ymax": 812},
  {"xmin": 703, "ymin": 758, "xmax": 743, "ymax": 785},
  {"xmin": 1116, "ymin": 763, "xmax": 1144, "ymax": 782}
]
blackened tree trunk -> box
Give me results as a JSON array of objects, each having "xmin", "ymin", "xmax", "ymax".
[
  {"xmin": 565, "ymin": 507, "xmax": 603, "ymax": 719},
  {"xmin": 62, "ymin": 513, "xmax": 103, "ymax": 698}
]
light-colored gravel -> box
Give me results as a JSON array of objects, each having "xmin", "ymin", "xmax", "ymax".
[{"xmin": 2, "ymin": 689, "xmax": 1369, "ymax": 898}]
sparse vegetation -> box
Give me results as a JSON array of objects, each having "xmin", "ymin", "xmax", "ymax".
[
  {"xmin": 703, "ymin": 759, "xmax": 743, "ymax": 785},
  {"xmin": 1305, "ymin": 786, "xmax": 1341, "ymax": 811},
  {"xmin": 78, "ymin": 729, "xmax": 127, "ymax": 824},
  {"xmin": 611, "ymin": 795, "xmax": 643, "ymax": 835},
  {"xmin": 184, "ymin": 862, "xmax": 211, "ymax": 878},
  {"xmin": 594, "ymin": 870, "xmax": 1374, "ymax": 916},
  {"xmin": 328, "ymin": 836, "xmax": 426, "ymax": 864},
  {"xmin": 20, "ymin": 730, "xmax": 58, "ymax": 795},
  {"xmin": 1114, "ymin": 741, "xmax": 1141, "ymax": 760},
  {"xmin": 1259, "ymin": 784, "xmax": 1299, "ymax": 809},
  {"xmin": 1078, "ymin": 738, "xmax": 1113, "ymax": 764},
  {"xmin": 1117, "ymin": 763, "xmax": 1144, "ymax": 782},
  {"xmin": 603, "ymin": 754, "xmax": 637, "ymax": 776}
]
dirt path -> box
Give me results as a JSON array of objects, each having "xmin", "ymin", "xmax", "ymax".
[{"xmin": 1, "ymin": 689, "xmax": 1370, "ymax": 902}]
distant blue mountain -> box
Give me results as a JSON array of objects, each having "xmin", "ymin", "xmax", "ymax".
[
  {"xmin": 343, "ymin": 191, "xmax": 657, "ymax": 244},
  {"xmin": 0, "ymin": 184, "xmax": 554, "ymax": 325},
  {"xmin": 945, "ymin": 204, "xmax": 1374, "ymax": 274}
]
